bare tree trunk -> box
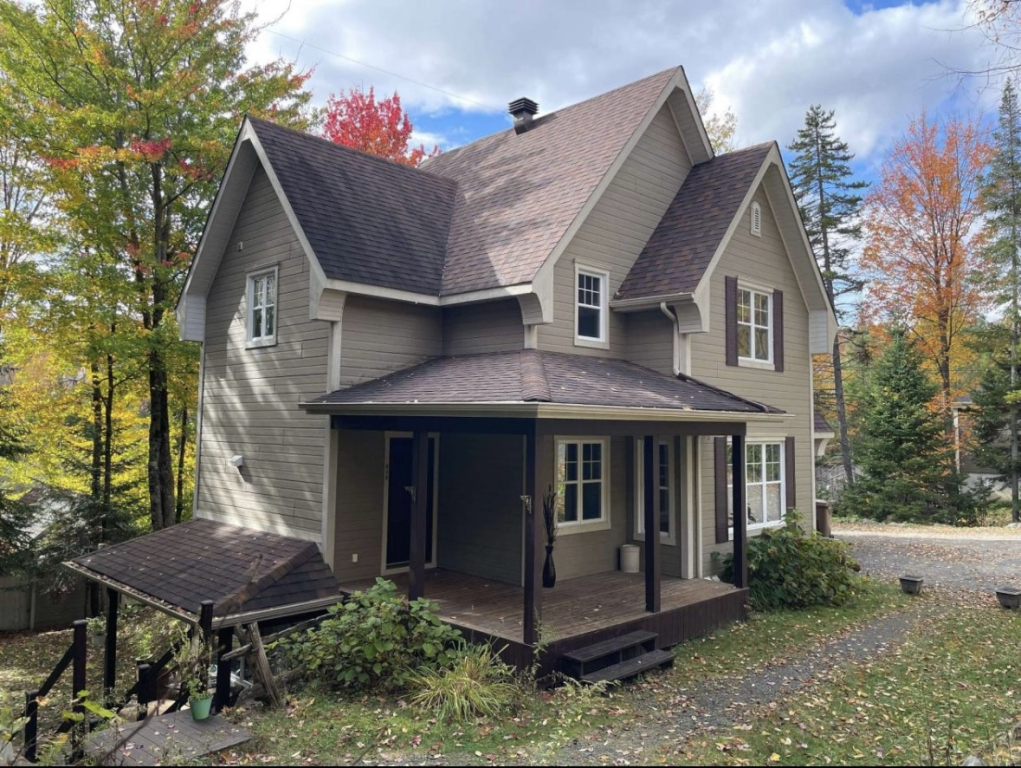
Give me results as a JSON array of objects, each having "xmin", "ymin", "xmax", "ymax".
[
  {"xmin": 103, "ymin": 328, "xmax": 115, "ymax": 514},
  {"xmin": 90, "ymin": 361, "xmax": 102, "ymax": 502},
  {"xmin": 147, "ymin": 349, "xmax": 176, "ymax": 531},
  {"xmin": 175, "ymin": 404, "xmax": 188, "ymax": 524}
]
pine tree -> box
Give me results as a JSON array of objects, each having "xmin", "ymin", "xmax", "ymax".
[
  {"xmin": 971, "ymin": 352, "xmax": 1021, "ymax": 489},
  {"xmin": 788, "ymin": 106, "xmax": 867, "ymax": 487},
  {"xmin": 838, "ymin": 330, "xmax": 984, "ymax": 525},
  {"xmin": 980, "ymin": 78, "xmax": 1021, "ymax": 523}
]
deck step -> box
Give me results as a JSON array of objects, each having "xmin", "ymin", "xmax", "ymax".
[
  {"xmin": 580, "ymin": 649, "xmax": 674, "ymax": 685},
  {"xmin": 562, "ymin": 631, "xmax": 658, "ymax": 665}
]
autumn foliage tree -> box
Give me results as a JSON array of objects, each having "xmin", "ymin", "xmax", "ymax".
[
  {"xmin": 322, "ymin": 86, "xmax": 438, "ymax": 165},
  {"xmin": 860, "ymin": 113, "xmax": 990, "ymax": 434},
  {"xmin": 0, "ymin": 0, "xmax": 313, "ymax": 531}
]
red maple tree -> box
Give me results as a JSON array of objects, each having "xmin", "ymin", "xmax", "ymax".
[{"xmin": 321, "ymin": 86, "xmax": 438, "ymax": 166}]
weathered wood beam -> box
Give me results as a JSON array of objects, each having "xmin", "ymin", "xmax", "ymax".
[
  {"xmin": 643, "ymin": 436, "xmax": 662, "ymax": 613},
  {"xmin": 104, "ymin": 588, "xmax": 119, "ymax": 695},
  {"xmin": 732, "ymin": 434, "xmax": 748, "ymax": 589},
  {"xmin": 409, "ymin": 431, "xmax": 429, "ymax": 602},
  {"xmin": 523, "ymin": 426, "xmax": 541, "ymax": 647}
]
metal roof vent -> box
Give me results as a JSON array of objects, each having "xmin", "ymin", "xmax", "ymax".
[{"xmin": 509, "ymin": 97, "xmax": 539, "ymax": 134}]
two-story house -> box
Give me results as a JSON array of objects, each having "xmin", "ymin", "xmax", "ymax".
[{"xmin": 71, "ymin": 67, "xmax": 836, "ymax": 678}]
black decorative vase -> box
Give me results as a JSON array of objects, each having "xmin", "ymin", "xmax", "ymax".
[{"xmin": 543, "ymin": 545, "xmax": 557, "ymax": 588}]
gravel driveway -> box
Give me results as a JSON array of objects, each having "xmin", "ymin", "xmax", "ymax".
[{"xmin": 837, "ymin": 528, "xmax": 1021, "ymax": 593}]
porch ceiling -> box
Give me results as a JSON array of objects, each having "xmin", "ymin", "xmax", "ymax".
[{"xmin": 301, "ymin": 350, "xmax": 784, "ymax": 422}]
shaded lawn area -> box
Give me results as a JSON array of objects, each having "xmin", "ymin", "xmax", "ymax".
[
  {"xmin": 671, "ymin": 592, "xmax": 1021, "ymax": 767},
  {"xmin": 220, "ymin": 581, "xmax": 908, "ymax": 766}
]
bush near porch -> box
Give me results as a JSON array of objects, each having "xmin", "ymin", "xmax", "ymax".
[{"xmin": 722, "ymin": 510, "xmax": 862, "ymax": 611}]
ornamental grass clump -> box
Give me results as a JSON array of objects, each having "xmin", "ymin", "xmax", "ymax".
[
  {"xmin": 722, "ymin": 509, "xmax": 861, "ymax": 611},
  {"xmin": 408, "ymin": 644, "xmax": 520, "ymax": 722},
  {"xmin": 278, "ymin": 578, "xmax": 462, "ymax": 692}
]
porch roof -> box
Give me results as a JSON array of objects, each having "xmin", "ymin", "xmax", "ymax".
[
  {"xmin": 302, "ymin": 349, "xmax": 783, "ymax": 419},
  {"xmin": 64, "ymin": 519, "xmax": 341, "ymax": 627}
]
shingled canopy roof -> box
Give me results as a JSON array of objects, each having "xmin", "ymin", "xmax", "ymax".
[
  {"xmin": 303, "ymin": 350, "xmax": 782, "ymax": 417},
  {"xmin": 617, "ymin": 143, "xmax": 774, "ymax": 300},
  {"xmin": 66, "ymin": 519, "xmax": 340, "ymax": 626}
]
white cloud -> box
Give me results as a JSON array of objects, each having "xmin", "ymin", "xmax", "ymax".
[{"xmin": 241, "ymin": 0, "xmax": 997, "ymax": 163}]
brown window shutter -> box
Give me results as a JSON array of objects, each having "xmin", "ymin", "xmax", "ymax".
[
  {"xmin": 773, "ymin": 289, "xmax": 784, "ymax": 372},
  {"xmin": 725, "ymin": 276, "xmax": 738, "ymax": 367},
  {"xmin": 785, "ymin": 435, "xmax": 796, "ymax": 511},
  {"xmin": 714, "ymin": 437, "xmax": 729, "ymax": 543}
]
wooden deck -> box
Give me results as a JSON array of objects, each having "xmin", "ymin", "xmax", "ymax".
[{"xmin": 341, "ymin": 570, "xmax": 747, "ymax": 670}]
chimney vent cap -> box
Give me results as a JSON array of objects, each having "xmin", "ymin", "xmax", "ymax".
[{"xmin": 508, "ymin": 97, "xmax": 539, "ymax": 117}]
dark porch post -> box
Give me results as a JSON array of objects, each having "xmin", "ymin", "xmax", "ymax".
[
  {"xmin": 408, "ymin": 430, "xmax": 429, "ymax": 602},
  {"xmin": 214, "ymin": 628, "xmax": 233, "ymax": 714},
  {"xmin": 731, "ymin": 434, "xmax": 748, "ymax": 589},
  {"xmin": 523, "ymin": 426, "xmax": 542, "ymax": 646},
  {"xmin": 643, "ymin": 436, "xmax": 661, "ymax": 613},
  {"xmin": 104, "ymin": 588, "xmax": 119, "ymax": 696}
]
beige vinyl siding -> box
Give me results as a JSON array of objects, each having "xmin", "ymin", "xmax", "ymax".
[
  {"xmin": 537, "ymin": 106, "xmax": 692, "ymax": 356},
  {"xmin": 443, "ymin": 299, "xmax": 523, "ymax": 356},
  {"xmin": 332, "ymin": 430, "xmax": 386, "ymax": 582},
  {"xmin": 437, "ymin": 434, "xmax": 523, "ymax": 584},
  {"xmin": 340, "ymin": 295, "xmax": 442, "ymax": 387},
  {"xmin": 625, "ymin": 311, "xmax": 675, "ymax": 375},
  {"xmin": 689, "ymin": 186, "xmax": 814, "ymax": 574},
  {"xmin": 198, "ymin": 166, "xmax": 329, "ymax": 540}
]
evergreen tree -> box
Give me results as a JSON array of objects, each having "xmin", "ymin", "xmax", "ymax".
[
  {"xmin": 980, "ymin": 78, "xmax": 1021, "ymax": 522},
  {"xmin": 837, "ymin": 329, "xmax": 984, "ymax": 525},
  {"xmin": 788, "ymin": 106, "xmax": 867, "ymax": 487},
  {"xmin": 971, "ymin": 352, "xmax": 1021, "ymax": 492}
]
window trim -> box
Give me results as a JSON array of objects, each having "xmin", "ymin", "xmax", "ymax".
[
  {"xmin": 574, "ymin": 264, "xmax": 610, "ymax": 349},
  {"xmin": 634, "ymin": 438, "xmax": 677, "ymax": 546},
  {"xmin": 246, "ymin": 264, "xmax": 279, "ymax": 349},
  {"xmin": 727, "ymin": 437, "xmax": 787, "ymax": 537},
  {"xmin": 554, "ymin": 436, "xmax": 611, "ymax": 535},
  {"xmin": 736, "ymin": 284, "xmax": 773, "ymax": 367}
]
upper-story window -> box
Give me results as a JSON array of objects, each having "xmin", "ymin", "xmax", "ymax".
[
  {"xmin": 737, "ymin": 287, "xmax": 771, "ymax": 363},
  {"xmin": 575, "ymin": 265, "xmax": 608, "ymax": 346},
  {"xmin": 247, "ymin": 266, "xmax": 278, "ymax": 348}
]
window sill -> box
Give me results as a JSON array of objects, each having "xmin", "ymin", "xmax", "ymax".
[
  {"xmin": 245, "ymin": 337, "xmax": 278, "ymax": 350},
  {"xmin": 574, "ymin": 336, "xmax": 610, "ymax": 350},
  {"xmin": 728, "ymin": 520, "xmax": 785, "ymax": 540},
  {"xmin": 557, "ymin": 519, "xmax": 612, "ymax": 536},
  {"xmin": 737, "ymin": 358, "xmax": 775, "ymax": 371}
]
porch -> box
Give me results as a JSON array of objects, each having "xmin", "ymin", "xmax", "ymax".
[{"xmin": 341, "ymin": 568, "xmax": 747, "ymax": 671}]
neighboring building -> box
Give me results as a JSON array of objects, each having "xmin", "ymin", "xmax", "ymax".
[
  {"xmin": 953, "ymin": 396, "xmax": 1010, "ymax": 501},
  {"xmin": 73, "ymin": 67, "xmax": 837, "ymax": 675}
]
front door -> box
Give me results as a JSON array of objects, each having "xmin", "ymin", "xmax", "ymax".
[{"xmin": 384, "ymin": 435, "xmax": 436, "ymax": 572}]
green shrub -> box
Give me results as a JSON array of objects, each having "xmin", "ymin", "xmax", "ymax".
[
  {"xmin": 278, "ymin": 578, "xmax": 462, "ymax": 692},
  {"xmin": 721, "ymin": 510, "xmax": 861, "ymax": 611},
  {"xmin": 408, "ymin": 644, "xmax": 519, "ymax": 722}
]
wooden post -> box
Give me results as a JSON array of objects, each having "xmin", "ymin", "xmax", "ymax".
[
  {"xmin": 24, "ymin": 690, "xmax": 38, "ymax": 763},
  {"xmin": 136, "ymin": 662, "xmax": 152, "ymax": 722},
  {"xmin": 643, "ymin": 436, "xmax": 662, "ymax": 613},
  {"xmin": 199, "ymin": 600, "xmax": 214, "ymax": 642},
  {"xmin": 409, "ymin": 431, "xmax": 429, "ymax": 602},
  {"xmin": 732, "ymin": 434, "xmax": 748, "ymax": 589},
  {"xmin": 104, "ymin": 588, "xmax": 119, "ymax": 696},
  {"xmin": 214, "ymin": 628, "xmax": 233, "ymax": 713},
  {"xmin": 72, "ymin": 619, "xmax": 87, "ymax": 707},
  {"xmin": 522, "ymin": 427, "xmax": 541, "ymax": 647}
]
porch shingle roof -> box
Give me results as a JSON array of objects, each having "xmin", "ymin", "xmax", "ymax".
[
  {"xmin": 66, "ymin": 519, "xmax": 340, "ymax": 620},
  {"xmin": 308, "ymin": 350, "xmax": 781, "ymax": 415}
]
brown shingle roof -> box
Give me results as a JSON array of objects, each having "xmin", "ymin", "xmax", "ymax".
[
  {"xmin": 814, "ymin": 411, "xmax": 834, "ymax": 434},
  {"xmin": 68, "ymin": 519, "xmax": 340, "ymax": 619},
  {"xmin": 617, "ymin": 143, "xmax": 773, "ymax": 300},
  {"xmin": 307, "ymin": 350, "xmax": 781, "ymax": 415}
]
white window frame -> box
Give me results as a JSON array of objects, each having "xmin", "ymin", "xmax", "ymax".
[
  {"xmin": 727, "ymin": 438, "xmax": 787, "ymax": 537},
  {"xmin": 246, "ymin": 265, "xmax": 279, "ymax": 349},
  {"xmin": 634, "ymin": 438, "xmax": 677, "ymax": 546},
  {"xmin": 574, "ymin": 264, "xmax": 609, "ymax": 349},
  {"xmin": 554, "ymin": 436, "xmax": 611, "ymax": 534},
  {"xmin": 751, "ymin": 202, "xmax": 762, "ymax": 236},
  {"xmin": 737, "ymin": 284, "xmax": 773, "ymax": 368}
]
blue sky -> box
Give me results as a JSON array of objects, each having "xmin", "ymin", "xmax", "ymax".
[{"xmin": 245, "ymin": 0, "xmax": 1001, "ymax": 184}]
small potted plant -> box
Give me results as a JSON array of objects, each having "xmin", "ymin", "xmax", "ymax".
[
  {"xmin": 176, "ymin": 634, "xmax": 214, "ymax": 721},
  {"xmin": 995, "ymin": 586, "xmax": 1021, "ymax": 610},
  {"xmin": 86, "ymin": 615, "xmax": 107, "ymax": 649},
  {"xmin": 542, "ymin": 485, "xmax": 558, "ymax": 589},
  {"xmin": 899, "ymin": 575, "xmax": 924, "ymax": 595}
]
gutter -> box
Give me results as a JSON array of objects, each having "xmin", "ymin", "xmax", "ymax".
[{"xmin": 610, "ymin": 292, "xmax": 693, "ymax": 313}]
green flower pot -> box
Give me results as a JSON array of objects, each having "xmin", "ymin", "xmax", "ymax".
[{"xmin": 190, "ymin": 694, "xmax": 213, "ymax": 721}]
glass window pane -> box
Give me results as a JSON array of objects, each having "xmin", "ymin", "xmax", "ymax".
[
  {"xmin": 659, "ymin": 489, "xmax": 671, "ymax": 526},
  {"xmin": 766, "ymin": 443, "xmax": 782, "ymax": 482},
  {"xmin": 578, "ymin": 306, "xmax": 600, "ymax": 338},
  {"xmin": 585, "ymin": 443, "xmax": 602, "ymax": 479},
  {"xmin": 562, "ymin": 484, "xmax": 578, "ymax": 523},
  {"xmin": 737, "ymin": 325, "xmax": 751, "ymax": 358},
  {"xmin": 754, "ymin": 328, "xmax": 769, "ymax": 360},
  {"xmin": 746, "ymin": 445, "xmax": 762, "ymax": 483},
  {"xmin": 252, "ymin": 307, "xmax": 262, "ymax": 338},
  {"xmin": 737, "ymin": 290, "xmax": 751, "ymax": 322},
  {"xmin": 265, "ymin": 305, "xmax": 275, "ymax": 337},
  {"xmin": 766, "ymin": 483, "xmax": 782, "ymax": 522},
  {"xmin": 266, "ymin": 275, "xmax": 276, "ymax": 305},
  {"xmin": 726, "ymin": 484, "xmax": 734, "ymax": 527},
  {"xmin": 747, "ymin": 483, "xmax": 763, "ymax": 525},
  {"xmin": 564, "ymin": 443, "xmax": 577, "ymax": 481},
  {"xmin": 582, "ymin": 482, "xmax": 602, "ymax": 520},
  {"xmin": 725, "ymin": 444, "xmax": 733, "ymax": 485},
  {"xmin": 658, "ymin": 443, "xmax": 669, "ymax": 488},
  {"xmin": 252, "ymin": 278, "xmax": 264, "ymax": 308},
  {"xmin": 754, "ymin": 293, "xmax": 769, "ymax": 325}
]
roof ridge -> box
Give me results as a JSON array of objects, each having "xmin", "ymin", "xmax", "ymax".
[{"xmin": 246, "ymin": 115, "xmax": 456, "ymax": 185}]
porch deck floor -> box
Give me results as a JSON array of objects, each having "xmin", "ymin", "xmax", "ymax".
[{"xmin": 340, "ymin": 569, "xmax": 741, "ymax": 643}]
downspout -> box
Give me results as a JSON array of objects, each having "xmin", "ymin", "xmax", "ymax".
[{"xmin": 660, "ymin": 302, "xmax": 682, "ymax": 376}]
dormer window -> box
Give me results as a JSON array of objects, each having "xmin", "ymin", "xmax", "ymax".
[
  {"xmin": 751, "ymin": 202, "xmax": 762, "ymax": 236},
  {"xmin": 247, "ymin": 266, "xmax": 278, "ymax": 348},
  {"xmin": 575, "ymin": 265, "xmax": 609, "ymax": 346}
]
